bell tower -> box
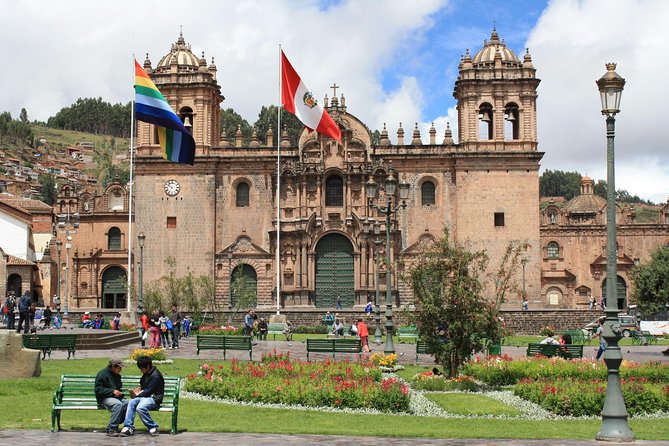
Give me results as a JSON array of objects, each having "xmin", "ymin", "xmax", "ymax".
[
  {"xmin": 137, "ymin": 32, "xmax": 223, "ymax": 155},
  {"xmin": 453, "ymin": 28, "xmax": 540, "ymax": 152}
]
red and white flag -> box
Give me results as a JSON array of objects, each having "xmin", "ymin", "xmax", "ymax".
[{"xmin": 281, "ymin": 50, "xmax": 341, "ymax": 141}]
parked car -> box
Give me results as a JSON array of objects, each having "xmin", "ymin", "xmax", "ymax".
[{"xmin": 583, "ymin": 314, "xmax": 638, "ymax": 337}]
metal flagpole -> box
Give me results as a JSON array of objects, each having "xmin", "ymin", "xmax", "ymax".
[
  {"xmin": 127, "ymin": 55, "xmax": 136, "ymax": 314},
  {"xmin": 276, "ymin": 44, "xmax": 282, "ymax": 315}
]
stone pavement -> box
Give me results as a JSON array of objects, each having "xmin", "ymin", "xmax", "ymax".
[
  {"xmin": 0, "ymin": 429, "xmax": 667, "ymax": 446},
  {"xmin": 35, "ymin": 327, "xmax": 669, "ymax": 365}
]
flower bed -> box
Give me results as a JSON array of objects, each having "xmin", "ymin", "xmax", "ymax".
[
  {"xmin": 514, "ymin": 377, "xmax": 669, "ymax": 416},
  {"xmin": 411, "ymin": 371, "xmax": 480, "ymax": 392},
  {"xmin": 185, "ymin": 351, "xmax": 410, "ymax": 412},
  {"xmin": 463, "ymin": 356, "xmax": 669, "ymax": 387},
  {"xmin": 197, "ymin": 324, "xmax": 242, "ymax": 335},
  {"xmin": 129, "ymin": 347, "xmax": 167, "ymax": 361}
]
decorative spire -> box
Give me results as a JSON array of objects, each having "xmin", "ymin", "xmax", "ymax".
[
  {"xmin": 235, "ymin": 124, "xmax": 243, "ymax": 148},
  {"xmin": 219, "ymin": 130, "xmax": 231, "ymax": 147},
  {"xmin": 324, "ymin": 94, "xmax": 329, "ymax": 108},
  {"xmin": 379, "ymin": 123, "xmax": 390, "ymax": 146},
  {"xmin": 281, "ymin": 123, "xmax": 290, "ymax": 148},
  {"xmin": 397, "ymin": 122, "xmax": 404, "ymax": 145},
  {"xmin": 249, "ymin": 127, "xmax": 260, "ymax": 148},
  {"xmin": 412, "ymin": 123, "xmax": 422, "ymax": 145},
  {"xmin": 429, "ymin": 122, "xmax": 436, "ymax": 144},
  {"xmin": 265, "ymin": 127, "xmax": 274, "ymax": 147},
  {"xmin": 523, "ymin": 48, "xmax": 534, "ymax": 69},
  {"xmin": 443, "ymin": 122, "xmax": 453, "ymax": 145},
  {"xmin": 143, "ymin": 53, "xmax": 152, "ymax": 71}
]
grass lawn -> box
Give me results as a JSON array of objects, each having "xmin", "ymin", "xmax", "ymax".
[
  {"xmin": 424, "ymin": 393, "xmax": 521, "ymax": 416},
  {"xmin": 1, "ymin": 358, "xmax": 667, "ymax": 440}
]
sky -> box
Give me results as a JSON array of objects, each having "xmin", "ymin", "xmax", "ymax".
[{"xmin": 1, "ymin": 0, "xmax": 668, "ymax": 203}]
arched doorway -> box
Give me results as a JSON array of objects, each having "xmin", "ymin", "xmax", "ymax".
[
  {"xmin": 315, "ymin": 233, "xmax": 354, "ymax": 308},
  {"xmin": 6, "ymin": 274, "xmax": 22, "ymax": 297},
  {"xmin": 602, "ymin": 275, "xmax": 627, "ymax": 310},
  {"xmin": 231, "ymin": 264, "xmax": 257, "ymax": 308},
  {"xmin": 102, "ymin": 267, "xmax": 127, "ymax": 309}
]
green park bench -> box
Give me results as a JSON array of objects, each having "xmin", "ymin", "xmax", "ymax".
[
  {"xmin": 397, "ymin": 326, "xmax": 419, "ymax": 341},
  {"xmin": 631, "ymin": 330, "xmax": 658, "ymax": 345},
  {"xmin": 51, "ymin": 374, "xmax": 180, "ymax": 434},
  {"xmin": 196, "ymin": 335, "xmax": 253, "ymax": 360},
  {"xmin": 561, "ymin": 330, "xmax": 590, "ymax": 345},
  {"xmin": 267, "ymin": 323, "xmax": 286, "ymax": 340},
  {"xmin": 526, "ymin": 342, "xmax": 583, "ymax": 359},
  {"xmin": 23, "ymin": 334, "xmax": 77, "ymax": 359},
  {"xmin": 306, "ymin": 338, "xmax": 362, "ymax": 361}
]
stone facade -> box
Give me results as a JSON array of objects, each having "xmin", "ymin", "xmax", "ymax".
[{"xmin": 133, "ymin": 29, "xmax": 542, "ymax": 312}]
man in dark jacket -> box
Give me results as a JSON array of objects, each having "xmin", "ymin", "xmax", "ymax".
[
  {"xmin": 4, "ymin": 292, "xmax": 16, "ymax": 330},
  {"xmin": 95, "ymin": 358, "xmax": 128, "ymax": 436},
  {"xmin": 170, "ymin": 304, "xmax": 182, "ymax": 349},
  {"xmin": 121, "ymin": 356, "xmax": 164, "ymax": 437},
  {"xmin": 16, "ymin": 291, "xmax": 32, "ymax": 334}
]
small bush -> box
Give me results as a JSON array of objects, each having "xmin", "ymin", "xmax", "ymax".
[
  {"xmin": 411, "ymin": 371, "xmax": 480, "ymax": 392},
  {"xmin": 130, "ymin": 347, "xmax": 167, "ymax": 361}
]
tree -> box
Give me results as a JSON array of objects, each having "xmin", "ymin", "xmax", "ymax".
[
  {"xmin": 38, "ymin": 174, "xmax": 57, "ymax": 205},
  {"xmin": 19, "ymin": 108, "xmax": 28, "ymax": 123},
  {"xmin": 404, "ymin": 230, "xmax": 510, "ymax": 377},
  {"xmin": 253, "ymin": 105, "xmax": 304, "ymax": 146},
  {"xmin": 631, "ymin": 246, "xmax": 669, "ymax": 317},
  {"xmin": 539, "ymin": 170, "xmax": 582, "ymax": 200},
  {"xmin": 220, "ymin": 108, "xmax": 252, "ymax": 143}
]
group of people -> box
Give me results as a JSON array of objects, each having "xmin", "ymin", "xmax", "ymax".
[
  {"xmin": 243, "ymin": 309, "xmax": 293, "ymax": 341},
  {"xmin": 95, "ymin": 356, "xmax": 164, "ymax": 437},
  {"xmin": 587, "ymin": 296, "xmax": 606, "ymax": 310},
  {"xmin": 330, "ymin": 315, "xmax": 371, "ymax": 353},
  {"xmin": 2, "ymin": 291, "xmax": 64, "ymax": 332},
  {"xmin": 81, "ymin": 312, "xmax": 108, "ymax": 329},
  {"xmin": 139, "ymin": 305, "xmax": 189, "ymax": 350}
]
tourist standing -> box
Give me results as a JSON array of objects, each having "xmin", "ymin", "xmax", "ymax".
[
  {"xmin": 150, "ymin": 314, "xmax": 161, "ymax": 348},
  {"xmin": 158, "ymin": 311, "xmax": 171, "ymax": 348},
  {"xmin": 16, "ymin": 291, "xmax": 32, "ymax": 334},
  {"xmin": 364, "ymin": 301, "xmax": 373, "ymax": 318},
  {"xmin": 140, "ymin": 312, "xmax": 150, "ymax": 347},
  {"xmin": 244, "ymin": 310, "xmax": 254, "ymax": 337},
  {"xmin": 357, "ymin": 318, "xmax": 370, "ymax": 352},
  {"xmin": 170, "ymin": 304, "xmax": 182, "ymax": 348},
  {"xmin": 43, "ymin": 306, "xmax": 52, "ymax": 329},
  {"xmin": 257, "ymin": 318, "xmax": 268, "ymax": 341},
  {"xmin": 4, "ymin": 292, "xmax": 16, "ymax": 330},
  {"xmin": 95, "ymin": 358, "xmax": 129, "ymax": 436}
]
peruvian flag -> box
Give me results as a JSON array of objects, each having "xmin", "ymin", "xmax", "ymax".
[{"xmin": 281, "ymin": 51, "xmax": 341, "ymax": 141}]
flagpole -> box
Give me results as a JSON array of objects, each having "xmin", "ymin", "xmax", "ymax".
[
  {"xmin": 276, "ymin": 44, "xmax": 282, "ymax": 315},
  {"xmin": 127, "ymin": 55, "xmax": 136, "ymax": 315}
]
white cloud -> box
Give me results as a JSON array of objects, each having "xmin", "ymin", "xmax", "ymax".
[{"xmin": 527, "ymin": 0, "xmax": 669, "ymax": 203}]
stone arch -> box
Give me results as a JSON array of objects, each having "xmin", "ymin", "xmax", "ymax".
[
  {"xmin": 231, "ymin": 263, "xmax": 257, "ymax": 308},
  {"xmin": 6, "ymin": 273, "xmax": 22, "ymax": 297},
  {"xmin": 541, "ymin": 283, "xmax": 569, "ymax": 307},
  {"xmin": 101, "ymin": 266, "xmax": 127, "ymax": 309}
]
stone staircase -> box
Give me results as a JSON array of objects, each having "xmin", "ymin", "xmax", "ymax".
[{"xmin": 74, "ymin": 330, "xmax": 141, "ymax": 350}]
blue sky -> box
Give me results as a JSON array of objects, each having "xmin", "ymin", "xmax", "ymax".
[{"xmin": 0, "ymin": 0, "xmax": 667, "ymax": 203}]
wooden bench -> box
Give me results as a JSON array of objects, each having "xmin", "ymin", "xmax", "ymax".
[
  {"xmin": 23, "ymin": 334, "xmax": 77, "ymax": 359},
  {"xmin": 561, "ymin": 330, "xmax": 590, "ymax": 345},
  {"xmin": 306, "ymin": 338, "xmax": 362, "ymax": 361},
  {"xmin": 196, "ymin": 335, "xmax": 253, "ymax": 360},
  {"xmin": 52, "ymin": 374, "xmax": 180, "ymax": 434},
  {"xmin": 526, "ymin": 343, "xmax": 583, "ymax": 359},
  {"xmin": 631, "ymin": 330, "xmax": 658, "ymax": 345},
  {"xmin": 397, "ymin": 326, "xmax": 419, "ymax": 341},
  {"xmin": 267, "ymin": 323, "xmax": 286, "ymax": 341}
]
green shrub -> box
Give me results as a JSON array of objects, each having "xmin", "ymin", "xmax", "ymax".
[
  {"xmin": 411, "ymin": 371, "xmax": 480, "ymax": 392},
  {"xmin": 293, "ymin": 325, "xmax": 328, "ymax": 334}
]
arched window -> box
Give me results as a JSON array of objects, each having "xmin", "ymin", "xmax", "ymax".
[
  {"xmin": 325, "ymin": 176, "xmax": 343, "ymax": 206},
  {"xmin": 179, "ymin": 106, "xmax": 194, "ymax": 135},
  {"xmin": 108, "ymin": 227, "xmax": 121, "ymax": 250},
  {"xmin": 479, "ymin": 103, "xmax": 493, "ymax": 140},
  {"xmin": 421, "ymin": 181, "xmax": 435, "ymax": 206},
  {"xmin": 547, "ymin": 241, "xmax": 559, "ymax": 259},
  {"xmin": 504, "ymin": 102, "xmax": 519, "ymax": 140},
  {"xmin": 236, "ymin": 182, "xmax": 250, "ymax": 207}
]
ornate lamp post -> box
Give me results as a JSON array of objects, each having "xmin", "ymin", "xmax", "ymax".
[
  {"xmin": 363, "ymin": 217, "xmax": 384, "ymax": 344},
  {"xmin": 55, "ymin": 239, "xmax": 62, "ymax": 308},
  {"xmin": 64, "ymin": 234, "xmax": 72, "ymax": 316},
  {"xmin": 227, "ymin": 249, "xmax": 234, "ymax": 325},
  {"xmin": 137, "ymin": 233, "xmax": 145, "ymax": 317},
  {"xmin": 595, "ymin": 63, "xmax": 633, "ymax": 442},
  {"xmin": 366, "ymin": 172, "xmax": 409, "ymax": 353}
]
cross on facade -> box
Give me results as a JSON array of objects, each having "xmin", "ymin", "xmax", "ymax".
[
  {"xmin": 179, "ymin": 25, "xmax": 183, "ymax": 34},
  {"xmin": 330, "ymin": 83, "xmax": 339, "ymax": 98}
]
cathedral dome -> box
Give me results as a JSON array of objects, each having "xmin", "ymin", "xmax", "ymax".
[
  {"xmin": 156, "ymin": 32, "xmax": 200, "ymax": 70},
  {"xmin": 472, "ymin": 28, "xmax": 520, "ymax": 67},
  {"xmin": 563, "ymin": 177, "xmax": 606, "ymax": 215}
]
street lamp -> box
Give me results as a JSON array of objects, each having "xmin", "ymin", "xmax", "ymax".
[
  {"xmin": 363, "ymin": 217, "xmax": 384, "ymax": 344},
  {"xmin": 595, "ymin": 62, "xmax": 633, "ymax": 442},
  {"xmin": 137, "ymin": 233, "xmax": 145, "ymax": 318},
  {"xmin": 55, "ymin": 239, "xmax": 62, "ymax": 309},
  {"xmin": 227, "ymin": 249, "xmax": 234, "ymax": 325},
  {"xmin": 64, "ymin": 234, "xmax": 71, "ymax": 316},
  {"xmin": 366, "ymin": 171, "xmax": 410, "ymax": 353}
]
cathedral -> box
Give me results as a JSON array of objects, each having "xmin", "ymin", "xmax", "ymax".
[
  {"xmin": 133, "ymin": 29, "xmax": 542, "ymax": 311},
  {"xmin": 40, "ymin": 29, "xmax": 669, "ymax": 315}
]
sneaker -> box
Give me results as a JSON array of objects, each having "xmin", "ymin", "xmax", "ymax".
[
  {"xmin": 120, "ymin": 427, "xmax": 134, "ymax": 437},
  {"xmin": 106, "ymin": 430, "xmax": 120, "ymax": 437},
  {"xmin": 149, "ymin": 427, "xmax": 159, "ymax": 437}
]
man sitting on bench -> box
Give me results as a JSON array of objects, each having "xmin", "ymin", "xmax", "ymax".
[{"xmin": 95, "ymin": 358, "xmax": 129, "ymax": 437}]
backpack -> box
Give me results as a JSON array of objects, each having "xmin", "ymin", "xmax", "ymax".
[{"xmin": 166, "ymin": 319, "xmax": 173, "ymax": 330}]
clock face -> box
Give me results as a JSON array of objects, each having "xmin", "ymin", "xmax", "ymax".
[{"xmin": 164, "ymin": 179, "xmax": 180, "ymax": 196}]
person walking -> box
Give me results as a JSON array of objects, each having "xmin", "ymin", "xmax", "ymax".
[
  {"xmin": 243, "ymin": 310, "xmax": 254, "ymax": 337},
  {"xmin": 95, "ymin": 358, "xmax": 129, "ymax": 436},
  {"xmin": 16, "ymin": 291, "xmax": 32, "ymax": 334},
  {"xmin": 364, "ymin": 301, "xmax": 373, "ymax": 319},
  {"xmin": 120, "ymin": 356, "xmax": 164, "ymax": 437},
  {"xmin": 158, "ymin": 311, "xmax": 171, "ymax": 348},
  {"xmin": 43, "ymin": 306, "xmax": 52, "ymax": 329},
  {"xmin": 149, "ymin": 314, "xmax": 161, "ymax": 348},
  {"xmin": 593, "ymin": 317, "xmax": 607, "ymax": 360},
  {"xmin": 357, "ymin": 318, "xmax": 370, "ymax": 352},
  {"xmin": 170, "ymin": 304, "xmax": 182, "ymax": 348},
  {"xmin": 139, "ymin": 312, "xmax": 150, "ymax": 347}
]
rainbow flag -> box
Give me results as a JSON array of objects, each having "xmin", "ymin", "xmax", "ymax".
[{"xmin": 134, "ymin": 60, "xmax": 195, "ymax": 165}]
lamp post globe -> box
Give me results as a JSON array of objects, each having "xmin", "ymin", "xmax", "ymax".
[{"xmin": 594, "ymin": 63, "xmax": 633, "ymax": 442}]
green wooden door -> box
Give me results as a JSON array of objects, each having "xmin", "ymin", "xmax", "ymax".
[
  {"xmin": 602, "ymin": 275, "xmax": 627, "ymax": 310},
  {"xmin": 231, "ymin": 264, "xmax": 257, "ymax": 308},
  {"xmin": 102, "ymin": 266, "xmax": 127, "ymax": 309},
  {"xmin": 315, "ymin": 234, "xmax": 354, "ymax": 308}
]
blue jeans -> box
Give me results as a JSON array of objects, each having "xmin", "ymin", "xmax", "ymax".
[
  {"xmin": 596, "ymin": 344, "xmax": 606, "ymax": 360},
  {"xmin": 102, "ymin": 397, "xmax": 128, "ymax": 431},
  {"xmin": 123, "ymin": 397, "xmax": 158, "ymax": 431}
]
